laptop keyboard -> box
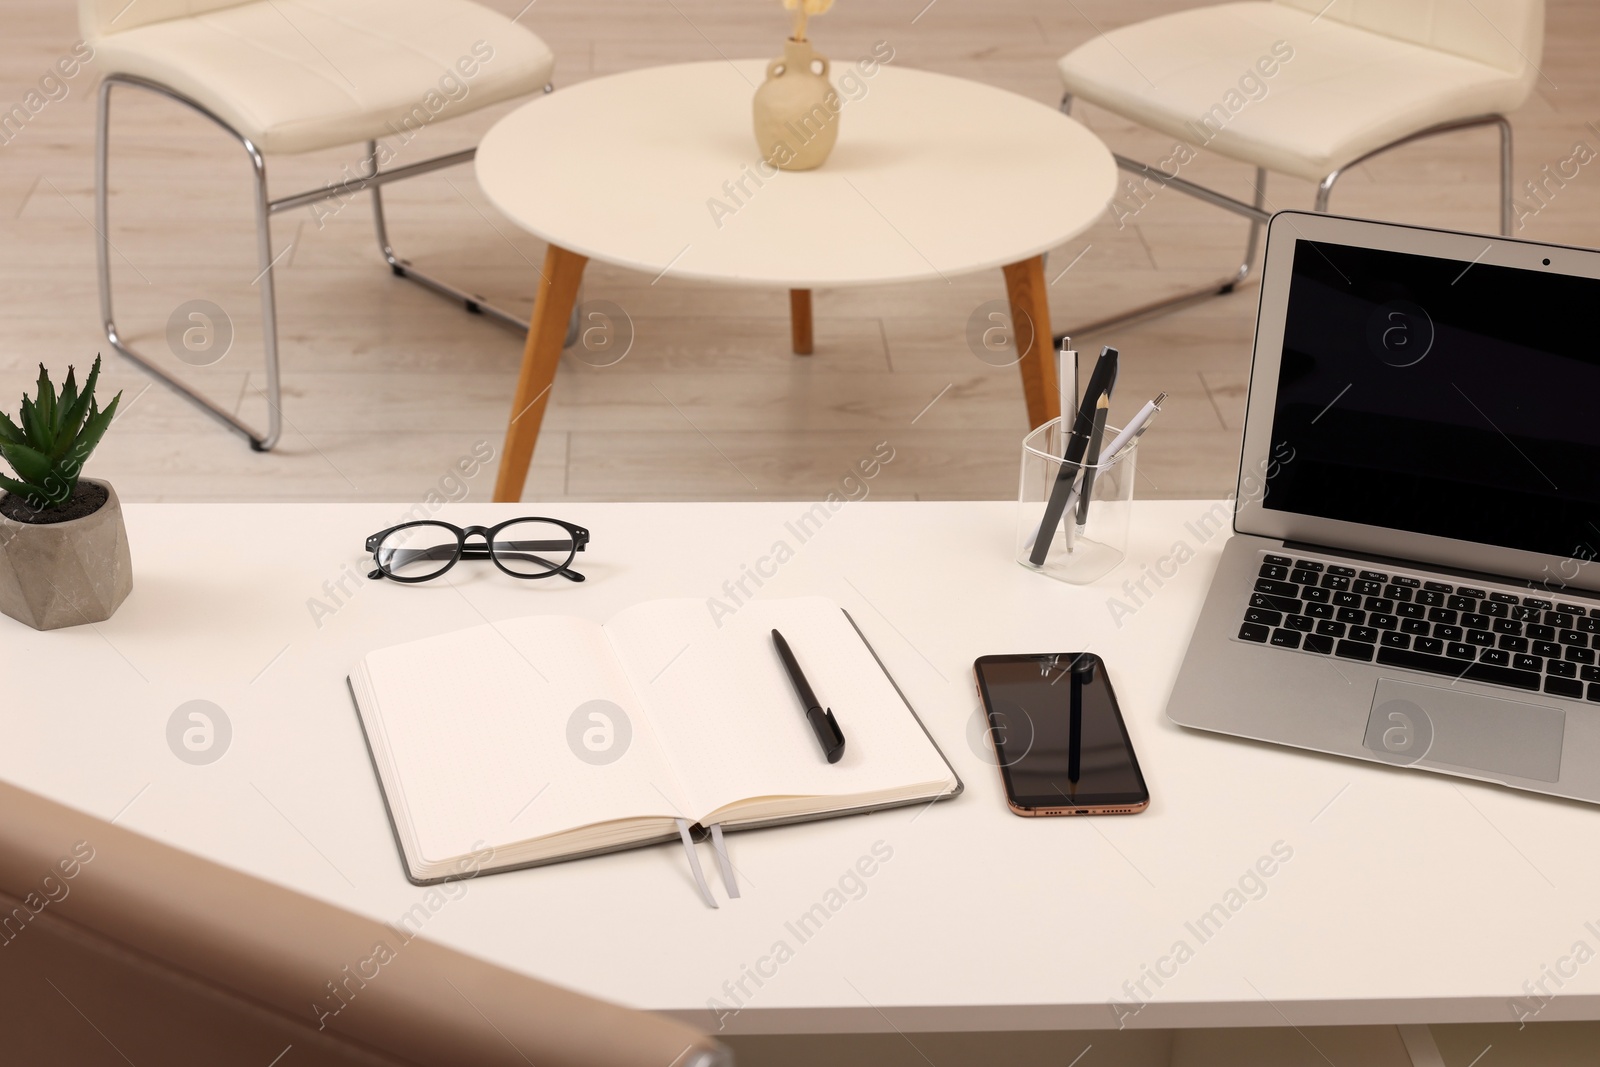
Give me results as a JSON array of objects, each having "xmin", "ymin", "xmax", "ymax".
[{"xmin": 1235, "ymin": 553, "xmax": 1600, "ymax": 703}]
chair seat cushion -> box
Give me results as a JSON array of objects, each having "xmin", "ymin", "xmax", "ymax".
[
  {"xmin": 92, "ymin": 0, "xmax": 555, "ymax": 155},
  {"xmin": 1058, "ymin": 2, "xmax": 1531, "ymax": 181}
]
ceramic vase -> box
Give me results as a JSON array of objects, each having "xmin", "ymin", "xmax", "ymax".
[
  {"xmin": 753, "ymin": 38, "xmax": 841, "ymax": 171},
  {"xmin": 0, "ymin": 478, "xmax": 133, "ymax": 630}
]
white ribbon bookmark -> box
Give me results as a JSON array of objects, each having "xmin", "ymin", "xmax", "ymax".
[
  {"xmin": 709, "ymin": 823, "xmax": 740, "ymax": 898},
  {"xmin": 675, "ymin": 818, "xmax": 717, "ymax": 908}
]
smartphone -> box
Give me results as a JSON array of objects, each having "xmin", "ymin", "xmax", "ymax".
[{"xmin": 974, "ymin": 653, "xmax": 1149, "ymax": 816}]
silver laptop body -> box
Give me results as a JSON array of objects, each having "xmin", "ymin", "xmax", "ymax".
[{"xmin": 1167, "ymin": 211, "xmax": 1600, "ymax": 802}]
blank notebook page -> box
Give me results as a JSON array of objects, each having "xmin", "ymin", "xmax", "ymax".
[
  {"xmin": 359, "ymin": 615, "xmax": 689, "ymax": 865},
  {"xmin": 603, "ymin": 596, "xmax": 953, "ymax": 819}
]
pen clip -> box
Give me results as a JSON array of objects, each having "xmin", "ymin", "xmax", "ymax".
[{"xmin": 809, "ymin": 707, "xmax": 846, "ymax": 764}]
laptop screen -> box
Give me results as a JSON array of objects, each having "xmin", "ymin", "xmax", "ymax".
[{"xmin": 1262, "ymin": 240, "xmax": 1600, "ymax": 561}]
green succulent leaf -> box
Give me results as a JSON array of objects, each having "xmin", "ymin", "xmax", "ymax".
[
  {"xmin": 0, "ymin": 410, "xmax": 24, "ymax": 447},
  {"xmin": 33, "ymin": 365, "xmax": 54, "ymax": 440},
  {"xmin": 54, "ymin": 364, "xmax": 80, "ymax": 436},
  {"xmin": 19, "ymin": 394, "xmax": 50, "ymax": 453},
  {"xmin": 0, "ymin": 471, "xmax": 47, "ymax": 509},
  {"xmin": 0, "ymin": 439, "xmax": 57, "ymax": 489}
]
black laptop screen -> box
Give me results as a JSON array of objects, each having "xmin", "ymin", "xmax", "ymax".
[{"xmin": 1262, "ymin": 240, "xmax": 1600, "ymax": 560}]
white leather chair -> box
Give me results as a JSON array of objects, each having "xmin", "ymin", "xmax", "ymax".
[
  {"xmin": 1057, "ymin": 0, "xmax": 1544, "ymax": 331},
  {"xmin": 85, "ymin": 0, "xmax": 557, "ymax": 450}
]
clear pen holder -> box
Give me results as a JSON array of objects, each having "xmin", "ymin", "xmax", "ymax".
[{"xmin": 1016, "ymin": 418, "xmax": 1138, "ymax": 584}]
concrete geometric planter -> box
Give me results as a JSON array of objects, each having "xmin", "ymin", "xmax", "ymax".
[{"xmin": 0, "ymin": 478, "xmax": 133, "ymax": 630}]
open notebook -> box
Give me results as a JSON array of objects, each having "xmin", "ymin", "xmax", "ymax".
[{"xmin": 348, "ymin": 596, "xmax": 961, "ymax": 885}]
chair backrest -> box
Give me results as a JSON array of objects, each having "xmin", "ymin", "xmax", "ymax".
[
  {"xmin": 79, "ymin": 0, "xmax": 247, "ymax": 37},
  {"xmin": 1273, "ymin": 0, "xmax": 1544, "ymax": 79}
]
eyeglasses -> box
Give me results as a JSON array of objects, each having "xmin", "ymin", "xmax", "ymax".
[{"xmin": 364, "ymin": 518, "xmax": 590, "ymax": 584}]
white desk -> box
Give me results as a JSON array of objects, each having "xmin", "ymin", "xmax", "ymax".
[{"xmin": 6, "ymin": 500, "xmax": 1599, "ymax": 1036}]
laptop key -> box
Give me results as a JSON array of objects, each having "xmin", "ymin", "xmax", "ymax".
[
  {"xmin": 1353, "ymin": 580, "xmax": 1384, "ymax": 596},
  {"xmin": 1289, "ymin": 568, "xmax": 1319, "ymax": 585},
  {"xmin": 1516, "ymin": 654, "xmax": 1544, "ymax": 672},
  {"xmin": 1534, "ymin": 640, "xmax": 1562, "ymax": 658},
  {"xmin": 1468, "ymin": 629, "xmax": 1497, "ymax": 647},
  {"xmin": 1295, "ymin": 560, "xmax": 1324, "ymax": 572},
  {"xmin": 1434, "ymin": 625, "xmax": 1463, "ymax": 642},
  {"xmin": 1350, "ymin": 626, "xmax": 1379, "ymax": 644},
  {"xmin": 1547, "ymin": 660, "xmax": 1578, "ymax": 678},
  {"xmin": 1528, "ymin": 624, "xmax": 1556, "ymax": 641},
  {"xmin": 1385, "ymin": 584, "xmax": 1414, "ymax": 601},
  {"xmin": 1423, "ymin": 581, "xmax": 1453, "ymax": 593},
  {"xmin": 1548, "ymin": 611, "xmax": 1576, "ymax": 628},
  {"xmin": 1251, "ymin": 593, "xmax": 1300, "ymax": 613},
  {"xmin": 1263, "ymin": 554, "xmax": 1292, "ymax": 566},
  {"xmin": 1462, "ymin": 612, "xmax": 1490, "ymax": 629},
  {"xmin": 1302, "ymin": 586, "xmax": 1331, "ymax": 603},
  {"xmin": 1303, "ymin": 634, "xmax": 1335, "ymax": 655},
  {"xmin": 1336, "ymin": 607, "xmax": 1365, "ymax": 624},
  {"xmin": 1560, "ymin": 630, "xmax": 1587, "ymax": 647},
  {"xmin": 1512, "ymin": 605, "xmax": 1541, "ymax": 622},
  {"xmin": 1447, "ymin": 642, "xmax": 1475, "ymax": 660},
  {"xmin": 1416, "ymin": 590, "xmax": 1445, "ymax": 607},
  {"xmin": 1305, "ymin": 603, "xmax": 1335, "ymax": 619},
  {"xmin": 1558, "ymin": 603, "xmax": 1586, "ymax": 615},
  {"xmin": 1397, "ymin": 602, "xmax": 1426, "ymax": 619},
  {"xmin": 1365, "ymin": 596, "xmax": 1394, "ymax": 613},
  {"xmin": 1567, "ymin": 647, "xmax": 1597, "ymax": 665},
  {"xmin": 1583, "ymin": 664, "xmax": 1600, "ymax": 683},
  {"xmin": 1457, "ymin": 587, "xmax": 1487, "ymax": 599},
  {"xmin": 1258, "ymin": 563, "xmax": 1289, "ymax": 580},
  {"xmin": 1581, "ymin": 617, "xmax": 1600, "ymax": 634},
  {"xmin": 1370, "ymin": 613, "xmax": 1399, "ymax": 630},
  {"xmin": 1382, "ymin": 631, "xmax": 1411, "ymax": 649},
  {"xmin": 1255, "ymin": 578, "xmax": 1298, "ymax": 597},
  {"xmin": 1524, "ymin": 597, "xmax": 1553, "ymax": 610},
  {"xmin": 1333, "ymin": 592, "xmax": 1363, "ymax": 608},
  {"xmin": 1321, "ymin": 574, "xmax": 1351, "ymax": 591},
  {"xmin": 1546, "ymin": 677, "xmax": 1584, "ymax": 699},
  {"xmin": 1401, "ymin": 619, "xmax": 1431, "ymax": 635},
  {"xmin": 1493, "ymin": 618, "xmax": 1522, "ymax": 635},
  {"xmin": 1244, "ymin": 608, "xmax": 1283, "ymax": 627},
  {"xmin": 1239, "ymin": 622, "xmax": 1270, "ymax": 643},
  {"xmin": 1336, "ymin": 640, "xmax": 1376, "ymax": 661},
  {"xmin": 1270, "ymin": 629, "xmax": 1302, "ymax": 649},
  {"xmin": 1393, "ymin": 576, "xmax": 1421, "ymax": 588},
  {"xmin": 1428, "ymin": 608, "xmax": 1458, "ymax": 624},
  {"xmin": 1360, "ymin": 570, "xmax": 1389, "ymax": 582},
  {"xmin": 1479, "ymin": 600, "xmax": 1509, "ymax": 618},
  {"xmin": 1498, "ymin": 634, "xmax": 1529, "ymax": 652},
  {"xmin": 1376, "ymin": 647, "xmax": 1541, "ymax": 691},
  {"xmin": 1447, "ymin": 595, "xmax": 1477, "ymax": 611},
  {"xmin": 1328, "ymin": 565, "xmax": 1356, "ymax": 577},
  {"xmin": 1316, "ymin": 620, "xmax": 1346, "ymax": 638},
  {"xmin": 1480, "ymin": 649, "xmax": 1511, "ymax": 667},
  {"xmin": 1415, "ymin": 637, "xmax": 1445, "ymax": 655},
  {"xmin": 1489, "ymin": 592, "xmax": 1520, "ymax": 603},
  {"xmin": 1285, "ymin": 614, "xmax": 1315, "ymax": 632},
  {"xmin": 1589, "ymin": 682, "xmax": 1600, "ymax": 702}
]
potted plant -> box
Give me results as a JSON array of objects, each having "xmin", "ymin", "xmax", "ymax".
[{"xmin": 0, "ymin": 356, "xmax": 130, "ymax": 630}]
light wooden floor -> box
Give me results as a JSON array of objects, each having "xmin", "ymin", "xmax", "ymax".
[{"xmin": 2, "ymin": 0, "xmax": 1598, "ymax": 504}]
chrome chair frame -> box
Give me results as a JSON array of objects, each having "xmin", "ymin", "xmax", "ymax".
[
  {"xmin": 1059, "ymin": 92, "xmax": 1514, "ymax": 338},
  {"xmin": 95, "ymin": 72, "xmax": 550, "ymax": 451}
]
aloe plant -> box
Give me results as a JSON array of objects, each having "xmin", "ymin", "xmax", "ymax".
[{"xmin": 0, "ymin": 356, "xmax": 121, "ymax": 511}]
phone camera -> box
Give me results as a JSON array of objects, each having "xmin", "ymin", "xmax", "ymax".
[{"xmin": 1543, "ymin": 258, "xmax": 1551, "ymax": 266}]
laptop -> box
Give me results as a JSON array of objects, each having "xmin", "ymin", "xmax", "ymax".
[{"xmin": 1167, "ymin": 211, "xmax": 1600, "ymax": 802}]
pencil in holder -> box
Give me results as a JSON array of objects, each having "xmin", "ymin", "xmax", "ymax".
[{"xmin": 1016, "ymin": 417, "xmax": 1138, "ymax": 584}]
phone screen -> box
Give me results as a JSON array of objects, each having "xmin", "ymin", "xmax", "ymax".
[{"xmin": 974, "ymin": 653, "xmax": 1149, "ymax": 813}]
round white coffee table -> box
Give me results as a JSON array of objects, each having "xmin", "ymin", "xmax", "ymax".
[{"xmin": 476, "ymin": 60, "xmax": 1116, "ymax": 501}]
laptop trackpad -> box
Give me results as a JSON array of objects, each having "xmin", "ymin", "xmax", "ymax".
[{"xmin": 1362, "ymin": 678, "xmax": 1565, "ymax": 783}]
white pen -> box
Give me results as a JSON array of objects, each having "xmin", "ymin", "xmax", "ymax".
[
  {"xmin": 1102, "ymin": 391, "xmax": 1167, "ymax": 463},
  {"xmin": 1055, "ymin": 337, "xmax": 1077, "ymax": 458}
]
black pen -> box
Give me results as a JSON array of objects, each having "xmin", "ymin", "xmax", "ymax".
[{"xmin": 771, "ymin": 629, "xmax": 846, "ymax": 763}]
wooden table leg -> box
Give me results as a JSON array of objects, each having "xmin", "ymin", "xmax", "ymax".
[
  {"xmin": 1001, "ymin": 256, "xmax": 1059, "ymax": 428},
  {"xmin": 789, "ymin": 289, "xmax": 814, "ymax": 355},
  {"xmin": 494, "ymin": 244, "xmax": 588, "ymax": 503}
]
